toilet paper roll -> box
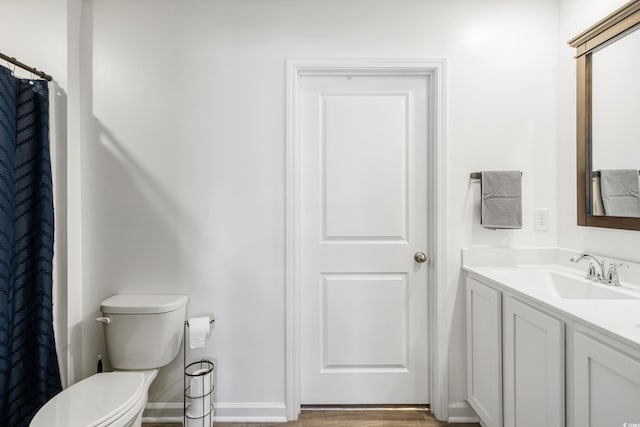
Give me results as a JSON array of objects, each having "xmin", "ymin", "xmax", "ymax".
[
  {"xmin": 188, "ymin": 396, "xmax": 210, "ymax": 419},
  {"xmin": 190, "ymin": 368, "xmax": 212, "ymax": 397},
  {"xmin": 186, "ymin": 411, "xmax": 211, "ymax": 427},
  {"xmin": 189, "ymin": 316, "xmax": 211, "ymax": 349},
  {"xmin": 189, "ymin": 368, "xmax": 212, "ymax": 417}
]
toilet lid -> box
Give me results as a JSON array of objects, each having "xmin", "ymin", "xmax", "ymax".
[
  {"xmin": 101, "ymin": 294, "xmax": 188, "ymax": 314},
  {"xmin": 31, "ymin": 372, "xmax": 145, "ymax": 427}
]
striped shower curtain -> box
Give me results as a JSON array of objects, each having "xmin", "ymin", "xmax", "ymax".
[{"xmin": 0, "ymin": 66, "xmax": 60, "ymax": 427}]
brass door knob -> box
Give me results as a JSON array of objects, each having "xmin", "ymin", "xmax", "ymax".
[{"xmin": 414, "ymin": 252, "xmax": 428, "ymax": 263}]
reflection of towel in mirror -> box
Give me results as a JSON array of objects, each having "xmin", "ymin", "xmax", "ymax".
[
  {"xmin": 481, "ymin": 171, "xmax": 522, "ymax": 229},
  {"xmin": 592, "ymin": 175, "xmax": 604, "ymax": 216},
  {"xmin": 600, "ymin": 169, "xmax": 640, "ymax": 217}
]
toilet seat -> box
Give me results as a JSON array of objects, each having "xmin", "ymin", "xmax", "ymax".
[{"xmin": 30, "ymin": 372, "xmax": 145, "ymax": 427}]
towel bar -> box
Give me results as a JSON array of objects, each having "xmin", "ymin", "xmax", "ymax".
[
  {"xmin": 470, "ymin": 171, "xmax": 523, "ymax": 180},
  {"xmin": 591, "ymin": 170, "xmax": 640, "ymax": 177}
]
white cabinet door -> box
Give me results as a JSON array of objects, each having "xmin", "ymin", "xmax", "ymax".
[
  {"xmin": 573, "ymin": 331, "xmax": 640, "ymax": 427},
  {"xmin": 466, "ymin": 277, "xmax": 502, "ymax": 427},
  {"xmin": 503, "ymin": 297, "xmax": 564, "ymax": 427}
]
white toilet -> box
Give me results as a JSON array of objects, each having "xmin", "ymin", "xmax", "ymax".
[{"xmin": 31, "ymin": 294, "xmax": 188, "ymax": 427}]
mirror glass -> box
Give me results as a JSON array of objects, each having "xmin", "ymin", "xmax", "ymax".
[{"xmin": 590, "ymin": 26, "xmax": 640, "ymax": 217}]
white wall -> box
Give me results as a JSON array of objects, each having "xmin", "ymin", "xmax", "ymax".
[
  {"xmin": 0, "ymin": 0, "xmax": 67, "ymax": 88},
  {"xmin": 74, "ymin": 0, "xmax": 560, "ymax": 419},
  {"xmin": 556, "ymin": 0, "xmax": 640, "ymax": 260}
]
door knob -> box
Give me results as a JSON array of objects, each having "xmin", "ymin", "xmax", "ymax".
[{"xmin": 414, "ymin": 252, "xmax": 428, "ymax": 263}]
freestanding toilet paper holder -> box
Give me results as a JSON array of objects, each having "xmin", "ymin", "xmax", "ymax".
[{"xmin": 184, "ymin": 319, "xmax": 215, "ymax": 427}]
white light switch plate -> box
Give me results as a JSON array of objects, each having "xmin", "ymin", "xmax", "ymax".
[{"xmin": 534, "ymin": 208, "xmax": 550, "ymax": 231}]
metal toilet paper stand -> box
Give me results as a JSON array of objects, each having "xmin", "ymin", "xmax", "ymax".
[{"xmin": 184, "ymin": 319, "xmax": 215, "ymax": 427}]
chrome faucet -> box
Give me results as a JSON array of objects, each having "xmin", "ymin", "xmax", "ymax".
[
  {"xmin": 569, "ymin": 253, "xmax": 606, "ymax": 281},
  {"xmin": 569, "ymin": 253, "xmax": 628, "ymax": 286}
]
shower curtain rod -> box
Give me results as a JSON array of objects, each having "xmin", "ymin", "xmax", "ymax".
[{"xmin": 0, "ymin": 51, "xmax": 52, "ymax": 81}]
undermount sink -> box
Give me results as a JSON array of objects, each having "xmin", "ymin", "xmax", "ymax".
[{"xmin": 486, "ymin": 269, "xmax": 639, "ymax": 300}]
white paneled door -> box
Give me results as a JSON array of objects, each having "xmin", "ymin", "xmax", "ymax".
[{"xmin": 300, "ymin": 74, "xmax": 429, "ymax": 404}]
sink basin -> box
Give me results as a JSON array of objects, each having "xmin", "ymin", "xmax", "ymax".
[
  {"xmin": 543, "ymin": 272, "xmax": 637, "ymax": 299},
  {"xmin": 486, "ymin": 269, "xmax": 639, "ymax": 300}
]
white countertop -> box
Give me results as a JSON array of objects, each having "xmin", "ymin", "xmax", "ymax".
[{"xmin": 462, "ymin": 247, "xmax": 640, "ymax": 352}]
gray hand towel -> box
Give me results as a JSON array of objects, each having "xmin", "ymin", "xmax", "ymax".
[
  {"xmin": 599, "ymin": 169, "xmax": 640, "ymax": 217},
  {"xmin": 481, "ymin": 171, "xmax": 522, "ymax": 229}
]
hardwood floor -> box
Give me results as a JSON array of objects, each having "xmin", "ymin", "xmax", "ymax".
[{"xmin": 143, "ymin": 408, "xmax": 480, "ymax": 426}]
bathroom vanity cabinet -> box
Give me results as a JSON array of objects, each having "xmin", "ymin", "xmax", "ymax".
[
  {"xmin": 572, "ymin": 326, "xmax": 640, "ymax": 427},
  {"xmin": 465, "ymin": 273, "xmax": 640, "ymax": 427},
  {"xmin": 466, "ymin": 277, "xmax": 563, "ymax": 427}
]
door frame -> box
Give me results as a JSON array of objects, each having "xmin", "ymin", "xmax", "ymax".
[{"xmin": 285, "ymin": 58, "xmax": 448, "ymax": 420}]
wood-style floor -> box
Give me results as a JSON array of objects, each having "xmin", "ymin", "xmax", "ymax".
[{"xmin": 143, "ymin": 408, "xmax": 480, "ymax": 426}]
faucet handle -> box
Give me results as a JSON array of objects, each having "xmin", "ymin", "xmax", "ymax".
[
  {"xmin": 587, "ymin": 262, "xmax": 599, "ymax": 279},
  {"xmin": 606, "ymin": 262, "xmax": 629, "ymax": 286}
]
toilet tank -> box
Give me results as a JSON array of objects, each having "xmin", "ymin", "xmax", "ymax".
[{"xmin": 100, "ymin": 294, "xmax": 188, "ymax": 370}]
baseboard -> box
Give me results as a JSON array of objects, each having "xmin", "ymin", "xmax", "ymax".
[
  {"xmin": 447, "ymin": 401, "xmax": 480, "ymax": 423},
  {"xmin": 143, "ymin": 402, "xmax": 288, "ymax": 423},
  {"xmin": 144, "ymin": 401, "xmax": 474, "ymax": 424},
  {"xmin": 142, "ymin": 403, "xmax": 184, "ymax": 423},
  {"xmin": 213, "ymin": 402, "xmax": 287, "ymax": 422}
]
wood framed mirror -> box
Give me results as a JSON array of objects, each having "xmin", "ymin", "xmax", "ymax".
[{"xmin": 569, "ymin": 0, "xmax": 640, "ymax": 230}]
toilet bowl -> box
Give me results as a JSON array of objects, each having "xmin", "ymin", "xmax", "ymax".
[
  {"xmin": 30, "ymin": 371, "xmax": 151, "ymax": 427},
  {"xmin": 31, "ymin": 294, "xmax": 187, "ymax": 427}
]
